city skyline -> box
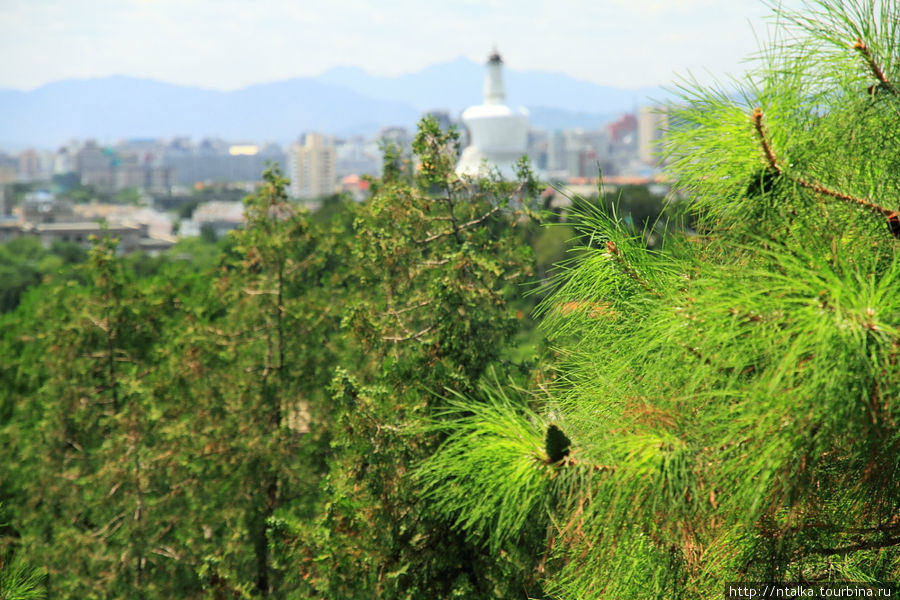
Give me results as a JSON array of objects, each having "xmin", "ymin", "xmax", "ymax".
[{"xmin": 2, "ymin": 0, "xmax": 806, "ymax": 92}]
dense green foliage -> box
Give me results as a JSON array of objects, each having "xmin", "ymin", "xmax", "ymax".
[
  {"xmin": 0, "ymin": 237, "xmax": 87, "ymax": 312},
  {"xmin": 419, "ymin": 1, "xmax": 900, "ymax": 598},
  {"xmin": 0, "ymin": 118, "xmax": 553, "ymax": 598},
  {"xmin": 4, "ymin": 2, "xmax": 897, "ymax": 597},
  {"xmin": 273, "ymin": 123, "xmax": 550, "ymax": 599}
]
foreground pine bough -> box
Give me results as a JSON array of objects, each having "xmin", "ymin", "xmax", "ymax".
[{"xmin": 418, "ymin": 1, "xmax": 900, "ymax": 598}]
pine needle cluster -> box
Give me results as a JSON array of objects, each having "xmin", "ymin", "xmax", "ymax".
[{"xmin": 417, "ymin": 1, "xmax": 900, "ymax": 597}]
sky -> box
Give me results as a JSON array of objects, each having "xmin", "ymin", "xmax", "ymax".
[{"xmin": 1, "ymin": 0, "xmax": 807, "ymax": 91}]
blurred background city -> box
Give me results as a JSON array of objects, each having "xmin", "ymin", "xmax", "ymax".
[{"xmin": 0, "ymin": 0, "xmax": 799, "ymax": 251}]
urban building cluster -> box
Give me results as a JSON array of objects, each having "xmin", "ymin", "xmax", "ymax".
[
  {"xmin": 0, "ymin": 51, "xmax": 668, "ymax": 253},
  {"xmin": 0, "ymin": 135, "xmax": 344, "ymax": 200},
  {"xmin": 0, "ymin": 109, "xmax": 665, "ymax": 193},
  {"xmin": 0, "ymin": 190, "xmax": 175, "ymax": 253}
]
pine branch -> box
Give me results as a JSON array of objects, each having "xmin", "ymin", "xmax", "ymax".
[
  {"xmin": 605, "ymin": 241, "xmax": 662, "ymax": 297},
  {"xmin": 752, "ymin": 108, "xmax": 900, "ymax": 236},
  {"xmin": 853, "ymin": 38, "xmax": 896, "ymax": 95},
  {"xmin": 790, "ymin": 522, "xmax": 900, "ymax": 536},
  {"xmin": 810, "ymin": 536, "xmax": 900, "ymax": 556},
  {"xmin": 752, "ymin": 108, "xmax": 781, "ymax": 175}
]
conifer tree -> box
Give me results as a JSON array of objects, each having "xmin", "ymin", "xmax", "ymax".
[
  {"xmin": 186, "ymin": 166, "xmax": 343, "ymax": 596},
  {"xmin": 275, "ymin": 116, "xmax": 546, "ymax": 599},
  {"xmin": 2, "ymin": 233, "xmax": 208, "ymax": 598},
  {"xmin": 418, "ymin": 1, "xmax": 900, "ymax": 598}
]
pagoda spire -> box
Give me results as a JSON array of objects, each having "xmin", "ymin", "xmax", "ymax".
[{"xmin": 483, "ymin": 46, "xmax": 506, "ymax": 105}]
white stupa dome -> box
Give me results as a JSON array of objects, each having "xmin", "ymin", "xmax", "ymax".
[{"xmin": 456, "ymin": 49, "xmax": 529, "ymax": 179}]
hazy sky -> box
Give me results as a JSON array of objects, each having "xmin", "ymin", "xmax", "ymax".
[{"xmin": 2, "ymin": 0, "xmax": 806, "ymax": 91}]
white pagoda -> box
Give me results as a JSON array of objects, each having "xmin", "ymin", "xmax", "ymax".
[{"xmin": 456, "ymin": 49, "xmax": 529, "ymax": 179}]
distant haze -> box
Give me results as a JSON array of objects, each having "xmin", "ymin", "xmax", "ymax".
[
  {"xmin": 0, "ymin": 59, "xmax": 675, "ymax": 149},
  {"xmin": 2, "ymin": 0, "xmax": 806, "ymax": 92}
]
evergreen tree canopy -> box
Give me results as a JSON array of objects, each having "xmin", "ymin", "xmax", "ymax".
[
  {"xmin": 271, "ymin": 117, "xmax": 549, "ymax": 600},
  {"xmin": 418, "ymin": 1, "xmax": 900, "ymax": 598}
]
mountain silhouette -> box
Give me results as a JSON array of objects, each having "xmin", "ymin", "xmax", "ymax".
[{"xmin": 0, "ymin": 59, "xmax": 672, "ymax": 149}]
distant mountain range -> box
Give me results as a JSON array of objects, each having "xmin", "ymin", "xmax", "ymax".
[{"xmin": 0, "ymin": 58, "xmax": 674, "ymax": 150}]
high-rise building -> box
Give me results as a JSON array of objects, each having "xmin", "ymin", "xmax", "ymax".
[
  {"xmin": 335, "ymin": 136, "xmax": 380, "ymax": 178},
  {"xmin": 288, "ymin": 133, "xmax": 336, "ymax": 200},
  {"xmin": 163, "ymin": 139, "xmax": 285, "ymax": 186},
  {"xmin": 607, "ymin": 113, "xmax": 638, "ymax": 143},
  {"xmin": 0, "ymin": 154, "xmax": 17, "ymax": 185},
  {"xmin": 547, "ymin": 130, "xmax": 567, "ymax": 174},
  {"xmin": 17, "ymin": 149, "xmax": 50, "ymax": 182},
  {"xmin": 638, "ymin": 106, "xmax": 668, "ymax": 165}
]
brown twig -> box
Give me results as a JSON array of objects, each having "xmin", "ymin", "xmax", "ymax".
[
  {"xmin": 794, "ymin": 176, "xmax": 894, "ymax": 219},
  {"xmin": 752, "ymin": 108, "xmax": 781, "ymax": 175},
  {"xmin": 382, "ymin": 324, "xmax": 434, "ymax": 342},
  {"xmin": 383, "ymin": 300, "xmax": 431, "ymax": 317},
  {"xmin": 853, "ymin": 39, "xmax": 896, "ymax": 94},
  {"xmin": 416, "ymin": 205, "xmax": 501, "ymax": 244},
  {"xmin": 605, "ymin": 241, "xmax": 662, "ymax": 297},
  {"xmin": 752, "ymin": 108, "xmax": 900, "ymax": 237}
]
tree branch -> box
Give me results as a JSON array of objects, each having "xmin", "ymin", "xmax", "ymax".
[
  {"xmin": 853, "ymin": 38, "xmax": 896, "ymax": 95},
  {"xmin": 752, "ymin": 108, "xmax": 781, "ymax": 175},
  {"xmin": 752, "ymin": 108, "xmax": 900, "ymax": 236},
  {"xmin": 382, "ymin": 325, "xmax": 434, "ymax": 343},
  {"xmin": 383, "ymin": 300, "xmax": 431, "ymax": 317},
  {"xmin": 810, "ymin": 536, "xmax": 900, "ymax": 556},
  {"xmin": 605, "ymin": 241, "xmax": 662, "ymax": 297},
  {"xmin": 416, "ymin": 205, "xmax": 502, "ymax": 244},
  {"xmin": 243, "ymin": 288, "xmax": 279, "ymax": 296}
]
